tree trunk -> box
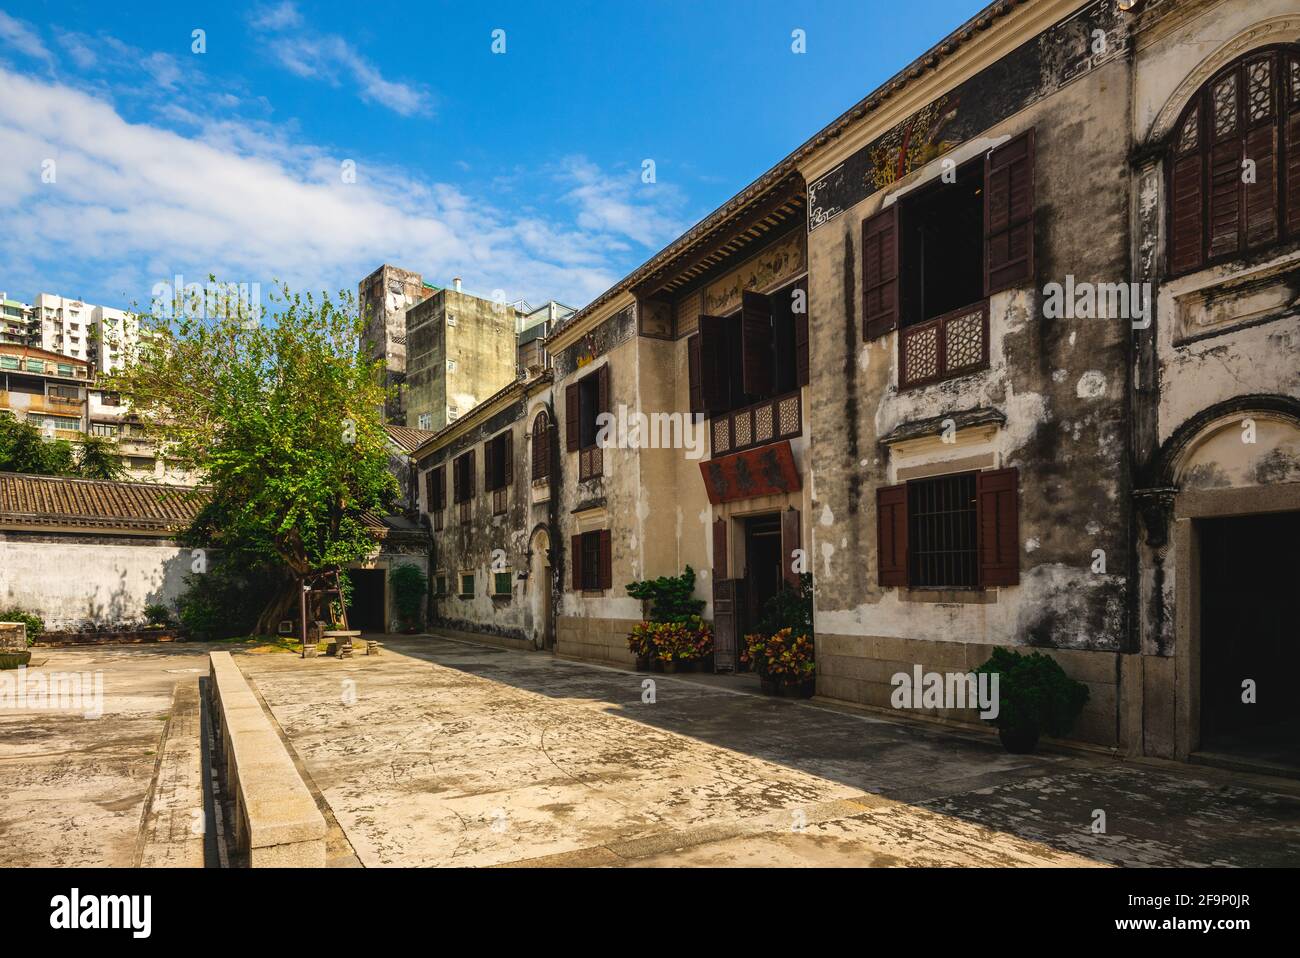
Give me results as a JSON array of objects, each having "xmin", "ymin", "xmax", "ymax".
[{"xmin": 253, "ymin": 578, "xmax": 300, "ymax": 637}]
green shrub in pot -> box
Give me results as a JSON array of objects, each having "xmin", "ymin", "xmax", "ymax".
[{"xmin": 973, "ymin": 647, "xmax": 1089, "ymax": 753}]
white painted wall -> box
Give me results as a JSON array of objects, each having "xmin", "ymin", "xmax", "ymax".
[{"xmin": 0, "ymin": 539, "xmax": 191, "ymax": 631}]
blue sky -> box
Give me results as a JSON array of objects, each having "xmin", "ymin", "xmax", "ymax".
[{"xmin": 0, "ymin": 0, "xmax": 986, "ymax": 311}]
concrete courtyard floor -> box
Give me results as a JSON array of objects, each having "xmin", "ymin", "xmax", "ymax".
[{"xmin": 238, "ymin": 634, "xmax": 1300, "ymax": 868}]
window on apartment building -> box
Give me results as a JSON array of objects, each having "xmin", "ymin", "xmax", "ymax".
[
  {"xmin": 418, "ymin": 413, "xmax": 432, "ymax": 431},
  {"xmin": 90, "ymin": 423, "xmax": 118, "ymax": 439},
  {"xmin": 0, "ymin": 355, "xmax": 18, "ymax": 370},
  {"xmin": 688, "ymin": 278, "xmax": 809, "ymax": 418},
  {"xmin": 493, "ymin": 571, "xmax": 512, "ymax": 597},
  {"xmin": 452, "ymin": 450, "xmax": 475, "ymax": 520},
  {"xmin": 24, "ymin": 359, "xmax": 44, "ymax": 374},
  {"xmin": 531, "ymin": 410, "xmax": 552, "ymax": 481},
  {"xmin": 1168, "ymin": 45, "xmax": 1300, "ymax": 276},
  {"xmin": 877, "ymin": 468, "xmax": 1019, "ymax": 590},
  {"xmin": 485, "ymin": 431, "xmax": 512, "ymax": 515},
  {"xmin": 570, "ymin": 529, "xmax": 612, "ymax": 592},
  {"xmin": 565, "ymin": 364, "xmax": 609, "ymax": 480},
  {"xmin": 48, "ymin": 385, "xmax": 78, "ymax": 401},
  {"xmin": 435, "ymin": 574, "xmax": 447, "ymax": 597},
  {"xmin": 459, "ymin": 573, "xmax": 475, "ymax": 598},
  {"xmin": 426, "ymin": 465, "xmax": 446, "ymax": 530},
  {"xmin": 862, "ymin": 132, "xmax": 1033, "ymax": 388}
]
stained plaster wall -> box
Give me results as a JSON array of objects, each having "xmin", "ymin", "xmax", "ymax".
[{"xmin": 800, "ymin": 55, "xmax": 1135, "ymax": 745}]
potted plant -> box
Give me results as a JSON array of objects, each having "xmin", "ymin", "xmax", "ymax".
[
  {"xmin": 973, "ymin": 647, "xmax": 1090, "ymax": 753},
  {"xmin": 627, "ymin": 621, "xmax": 655, "ymax": 671},
  {"xmin": 744, "ymin": 628, "xmax": 815, "ymax": 697},
  {"xmin": 389, "ymin": 564, "xmax": 427, "ymax": 633}
]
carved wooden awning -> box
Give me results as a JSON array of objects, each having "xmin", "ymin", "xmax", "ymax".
[{"xmin": 699, "ymin": 439, "xmax": 801, "ymax": 505}]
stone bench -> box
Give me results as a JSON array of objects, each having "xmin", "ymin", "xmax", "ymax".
[{"xmin": 208, "ymin": 651, "xmax": 326, "ymax": 867}]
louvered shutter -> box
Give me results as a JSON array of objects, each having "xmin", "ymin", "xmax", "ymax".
[
  {"xmin": 741, "ymin": 291, "xmax": 773, "ymax": 396},
  {"xmin": 565, "ymin": 382, "xmax": 579, "ymax": 452},
  {"xmin": 1284, "ymin": 55, "xmax": 1300, "ymax": 236},
  {"xmin": 712, "ymin": 516, "xmax": 728, "ymax": 579},
  {"xmin": 862, "ymin": 205, "xmax": 900, "ymax": 339},
  {"xmin": 687, "ymin": 334, "xmax": 703, "ymax": 413},
  {"xmin": 597, "ymin": 364, "xmax": 610, "ymax": 417},
  {"xmin": 598, "ymin": 529, "xmax": 612, "ymax": 590},
  {"xmin": 985, "ymin": 130, "xmax": 1036, "ymax": 295},
  {"xmin": 698, "ymin": 315, "xmax": 728, "ymax": 412},
  {"xmin": 977, "ymin": 467, "xmax": 1020, "ymax": 587},
  {"xmin": 876, "ymin": 484, "xmax": 908, "ymax": 587}
]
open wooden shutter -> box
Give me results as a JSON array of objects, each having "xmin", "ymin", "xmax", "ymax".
[
  {"xmin": 687, "ymin": 334, "xmax": 703, "ymax": 413},
  {"xmin": 794, "ymin": 308, "xmax": 809, "ymax": 387},
  {"xmin": 1244, "ymin": 126, "xmax": 1278, "ymax": 248},
  {"xmin": 876, "ymin": 484, "xmax": 908, "ymax": 587},
  {"xmin": 1287, "ymin": 54, "xmax": 1300, "ymax": 236},
  {"xmin": 1169, "ymin": 106, "xmax": 1205, "ymax": 275},
  {"xmin": 565, "ymin": 382, "xmax": 579, "ymax": 452},
  {"xmin": 712, "ymin": 516, "xmax": 728, "ymax": 579},
  {"xmin": 781, "ymin": 507, "xmax": 801, "ymax": 590},
  {"xmin": 977, "ymin": 467, "xmax": 1020, "ymax": 587},
  {"xmin": 597, "ymin": 364, "xmax": 610, "ymax": 418},
  {"xmin": 1209, "ymin": 138, "xmax": 1243, "ymax": 259},
  {"xmin": 740, "ymin": 291, "xmax": 773, "ymax": 396},
  {"xmin": 985, "ymin": 130, "xmax": 1035, "ymax": 295},
  {"xmin": 598, "ymin": 529, "xmax": 612, "ymax": 590},
  {"xmin": 698, "ymin": 315, "xmax": 728, "ymax": 412},
  {"xmin": 502, "ymin": 433, "xmax": 513, "ymax": 486},
  {"xmin": 571, "ymin": 534, "xmax": 583, "ymax": 591},
  {"xmin": 862, "ymin": 205, "xmax": 900, "ymax": 340},
  {"xmin": 483, "ymin": 437, "xmax": 496, "ymax": 491}
]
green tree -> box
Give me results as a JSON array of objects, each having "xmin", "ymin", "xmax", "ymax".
[
  {"xmin": 103, "ymin": 280, "xmax": 397, "ymax": 633},
  {"xmin": 75, "ymin": 434, "xmax": 125, "ymax": 480},
  {"xmin": 0, "ymin": 417, "xmax": 75, "ymax": 476}
]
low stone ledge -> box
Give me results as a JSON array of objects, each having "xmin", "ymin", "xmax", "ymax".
[{"xmin": 208, "ymin": 651, "xmax": 326, "ymax": 867}]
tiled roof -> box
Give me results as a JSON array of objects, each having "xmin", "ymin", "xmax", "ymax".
[
  {"xmin": 384, "ymin": 424, "xmax": 438, "ymax": 452},
  {"xmin": 0, "ymin": 472, "xmax": 204, "ymax": 534}
]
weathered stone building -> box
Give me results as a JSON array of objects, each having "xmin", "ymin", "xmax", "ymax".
[
  {"xmin": 411, "ymin": 0, "xmax": 1298, "ymax": 771},
  {"xmin": 359, "ymin": 264, "xmax": 435, "ymax": 425},
  {"xmin": 413, "ymin": 372, "xmax": 557, "ymax": 648}
]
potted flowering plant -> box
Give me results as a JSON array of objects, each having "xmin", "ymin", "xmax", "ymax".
[{"xmin": 743, "ymin": 628, "xmax": 815, "ymax": 698}]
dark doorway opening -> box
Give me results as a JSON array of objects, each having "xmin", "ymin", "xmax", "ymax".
[
  {"xmin": 347, "ymin": 568, "xmax": 387, "ymax": 634},
  {"xmin": 743, "ymin": 514, "xmax": 783, "ymax": 639},
  {"xmin": 1199, "ymin": 510, "xmax": 1300, "ymax": 767}
]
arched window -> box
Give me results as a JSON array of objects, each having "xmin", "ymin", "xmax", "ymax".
[
  {"xmin": 1168, "ymin": 45, "xmax": 1300, "ymax": 276},
  {"xmin": 531, "ymin": 410, "xmax": 551, "ymax": 481}
]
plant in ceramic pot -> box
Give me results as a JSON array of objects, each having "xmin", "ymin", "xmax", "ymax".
[
  {"xmin": 973, "ymin": 647, "xmax": 1089, "ymax": 753},
  {"xmin": 744, "ymin": 628, "xmax": 815, "ymax": 697}
]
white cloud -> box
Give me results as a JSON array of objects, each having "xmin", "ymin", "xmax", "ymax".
[
  {"xmin": 253, "ymin": 7, "xmax": 430, "ymax": 117},
  {"xmin": 0, "ymin": 67, "xmax": 683, "ymax": 310},
  {"xmin": 0, "ymin": 11, "xmax": 52, "ymax": 64}
]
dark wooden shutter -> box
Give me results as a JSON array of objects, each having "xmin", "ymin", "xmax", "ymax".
[
  {"xmin": 1287, "ymin": 57, "xmax": 1300, "ymax": 236},
  {"xmin": 876, "ymin": 484, "xmax": 908, "ymax": 587},
  {"xmin": 571, "ymin": 534, "xmax": 583, "ymax": 591},
  {"xmin": 1209, "ymin": 138, "xmax": 1243, "ymax": 259},
  {"xmin": 781, "ymin": 507, "xmax": 801, "ymax": 590},
  {"xmin": 502, "ymin": 433, "xmax": 512, "ymax": 486},
  {"xmin": 977, "ymin": 467, "xmax": 1020, "ymax": 587},
  {"xmin": 1169, "ymin": 144, "xmax": 1205, "ymax": 274},
  {"xmin": 698, "ymin": 315, "xmax": 728, "ymax": 411},
  {"xmin": 597, "ymin": 364, "xmax": 610, "ymax": 417},
  {"xmin": 985, "ymin": 130, "xmax": 1035, "ymax": 295},
  {"xmin": 712, "ymin": 578, "xmax": 739, "ymax": 672},
  {"xmin": 794, "ymin": 309, "xmax": 809, "ymax": 387},
  {"xmin": 565, "ymin": 382, "xmax": 579, "ymax": 452},
  {"xmin": 483, "ymin": 436, "xmax": 496, "ymax": 491},
  {"xmin": 687, "ymin": 334, "xmax": 703, "ymax": 413},
  {"xmin": 531, "ymin": 419, "xmax": 544, "ymax": 479},
  {"xmin": 598, "ymin": 529, "xmax": 612, "ymax": 590},
  {"xmin": 712, "ymin": 516, "xmax": 728, "ymax": 579},
  {"xmin": 1244, "ymin": 54, "xmax": 1279, "ymax": 250},
  {"xmin": 740, "ymin": 291, "xmax": 773, "ymax": 396},
  {"xmin": 862, "ymin": 205, "xmax": 900, "ymax": 340}
]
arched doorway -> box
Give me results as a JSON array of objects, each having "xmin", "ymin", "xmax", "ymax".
[{"xmin": 528, "ymin": 526, "xmax": 554, "ymax": 650}]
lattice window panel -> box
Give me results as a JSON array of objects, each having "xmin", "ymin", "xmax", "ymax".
[
  {"xmin": 1177, "ymin": 107, "xmax": 1198, "ymax": 154},
  {"xmin": 712, "ymin": 418, "xmax": 730, "ymax": 454},
  {"xmin": 755, "ymin": 404, "xmax": 774, "ymax": 443},
  {"xmin": 903, "ymin": 326, "xmax": 939, "ymax": 385},
  {"xmin": 1291, "ymin": 58, "xmax": 1300, "ymax": 102},
  {"xmin": 945, "ymin": 309, "xmax": 985, "ymax": 371},
  {"xmin": 734, "ymin": 410, "xmax": 752, "ymax": 448},
  {"xmin": 1247, "ymin": 59, "xmax": 1272, "ymax": 122},
  {"xmin": 1213, "ymin": 73, "xmax": 1238, "ymax": 137},
  {"xmin": 778, "ymin": 396, "xmax": 800, "ymax": 436}
]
